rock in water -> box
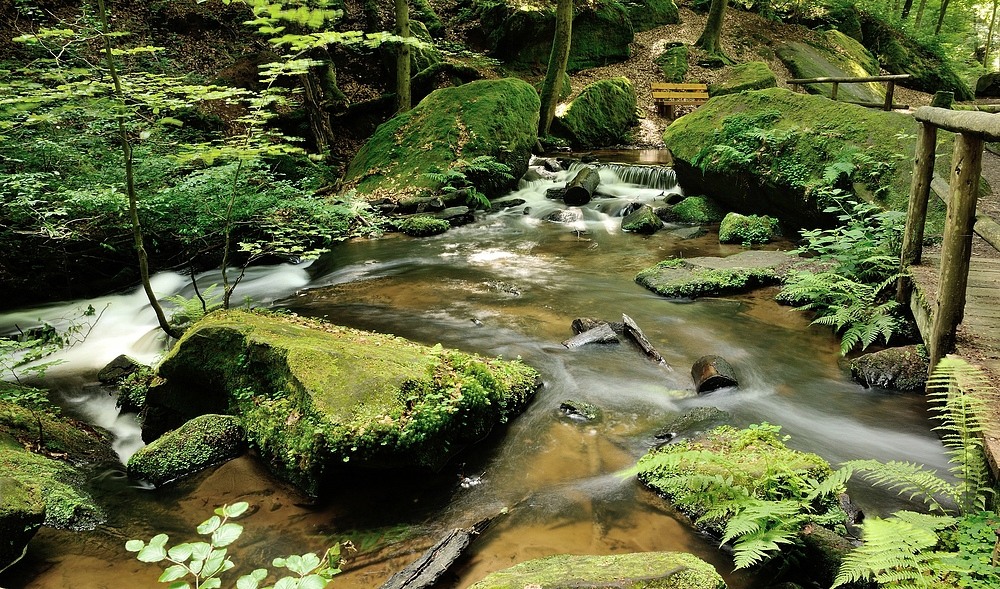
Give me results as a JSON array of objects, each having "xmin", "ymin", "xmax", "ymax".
[
  {"xmin": 127, "ymin": 414, "xmax": 246, "ymax": 486},
  {"xmin": 691, "ymin": 355, "xmax": 738, "ymax": 393}
]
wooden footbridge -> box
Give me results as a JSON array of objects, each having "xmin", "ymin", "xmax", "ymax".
[{"xmin": 898, "ymin": 106, "xmax": 1000, "ymax": 476}]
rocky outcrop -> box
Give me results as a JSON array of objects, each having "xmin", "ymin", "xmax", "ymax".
[
  {"xmin": 718, "ymin": 212, "xmax": 780, "ymax": 245},
  {"xmin": 553, "ymin": 77, "xmax": 638, "ymax": 148},
  {"xmin": 708, "ymin": 61, "xmax": 777, "ymax": 96},
  {"xmin": 621, "ymin": 204, "xmax": 663, "ymax": 234},
  {"xmin": 636, "ymin": 250, "xmax": 794, "ymax": 299},
  {"xmin": 143, "ymin": 311, "xmax": 541, "ymax": 495},
  {"xmin": 777, "ymin": 30, "xmax": 883, "ymax": 103},
  {"xmin": 127, "ymin": 414, "xmax": 246, "ymax": 486},
  {"xmin": 466, "ymin": 552, "xmax": 726, "ymax": 589},
  {"xmin": 343, "ymin": 78, "xmax": 539, "ymax": 202}
]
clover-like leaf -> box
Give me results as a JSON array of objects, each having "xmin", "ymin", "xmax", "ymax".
[
  {"xmin": 168, "ymin": 543, "xmax": 194, "ymax": 563},
  {"xmin": 197, "ymin": 515, "xmax": 222, "ymax": 535},
  {"xmin": 212, "ymin": 522, "xmax": 243, "ymax": 547},
  {"xmin": 158, "ymin": 564, "xmax": 188, "ymax": 583},
  {"xmin": 223, "ymin": 502, "xmax": 250, "ymax": 518},
  {"xmin": 125, "ymin": 539, "xmax": 145, "ymax": 553}
]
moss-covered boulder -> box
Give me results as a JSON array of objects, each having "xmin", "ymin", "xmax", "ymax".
[
  {"xmin": 718, "ymin": 212, "xmax": 780, "ymax": 245},
  {"xmin": 627, "ymin": 0, "xmax": 680, "ymax": 32},
  {"xmin": 553, "ymin": 77, "xmax": 638, "ymax": 148},
  {"xmin": 467, "ymin": 552, "xmax": 725, "ymax": 589},
  {"xmin": 622, "ymin": 204, "xmax": 662, "ymax": 234},
  {"xmin": 666, "ymin": 196, "xmax": 725, "ymax": 223},
  {"xmin": 394, "ymin": 215, "xmax": 451, "ymax": 237},
  {"xmin": 708, "ymin": 61, "xmax": 777, "ymax": 96},
  {"xmin": 655, "ymin": 45, "xmax": 689, "ymax": 83},
  {"xmin": 0, "ymin": 476, "xmax": 45, "ymax": 570},
  {"xmin": 663, "ymin": 88, "xmax": 947, "ymax": 230},
  {"xmin": 343, "ymin": 78, "xmax": 539, "ymax": 202},
  {"xmin": 0, "ymin": 395, "xmax": 112, "ymax": 530},
  {"xmin": 849, "ymin": 344, "xmax": 928, "ymax": 391},
  {"xmin": 127, "ymin": 414, "xmax": 245, "ymax": 486},
  {"xmin": 776, "ymin": 31, "xmax": 883, "ymax": 103},
  {"xmin": 636, "ymin": 250, "xmax": 793, "ymax": 298},
  {"xmin": 145, "ymin": 311, "xmax": 541, "ymax": 494},
  {"xmin": 470, "ymin": 0, "xmax": 634, "ymax": 71}
]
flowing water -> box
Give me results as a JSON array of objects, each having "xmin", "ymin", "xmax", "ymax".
[{"xmin": 0, "ymin": 155, "xmax": 948, "ymax": 589}]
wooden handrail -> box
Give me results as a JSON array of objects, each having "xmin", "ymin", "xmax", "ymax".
[
  {"xmin": 786, "ymin": 74, "xmax": 912, "ymax": 84},
  {"xmin": 914, "ymin": 106, "xmax": 1000, "ymax": 141}
]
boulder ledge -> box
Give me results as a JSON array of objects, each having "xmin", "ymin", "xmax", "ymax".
[{"xmin": 145, "ymin": 311, "xmax": 541, "ymax": 494}]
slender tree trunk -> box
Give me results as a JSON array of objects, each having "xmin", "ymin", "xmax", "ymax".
[
  {"xmin": 696, "ymin": 0, "xmax": 729, "ymax": 55},
  {"xmin": 396, "ymin": 0, "xmax": 411, "ymax": 113},
  {"xmin": 914, "ymin": 0, "xmax": 929, "ymax": 26},
  {"xmin": 95, "ymin": 0, "xmax": 180, "ymax": 339},
  {"xmin": 985, "ymin": 0, "xmax": 1000, "ymax": 69},
  {"xmin": 539, "ymin": 0, "xmax": 573, "ymax": 136},
  {"xmin": 901, "ymin": 0, "xmax": 914, "ymax": 18},
  {"xmin": 935, "ymin": 0, "xmax": 951, "ymax": 34}
]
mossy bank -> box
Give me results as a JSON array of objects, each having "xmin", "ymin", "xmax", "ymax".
[{"xmin": 143, "ymin": 310, "xmax": 541, "ymax": 495}]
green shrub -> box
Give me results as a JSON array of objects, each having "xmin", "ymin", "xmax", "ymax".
[
  {"xmin": 395, "ymin": 216, "xmax": 450, "ymax": 237},
  {"xmin": 718, "ymin": 212, "xmax": 779, "ymax": 245}
]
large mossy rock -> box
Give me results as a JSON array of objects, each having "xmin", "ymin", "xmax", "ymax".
[
  {"xmin": 470, "ymin": 0, "xmax": 634, "ymax": 71},
  {"xmin": 0, "ymin": 476, "xmax": 45, "ymax": 571},
  {"xmin": 708, "ymin": 61, "xmax": 777, "ymax": 96},
  {"xmin": 662, "ymin": 88, "xmax": 948, "ymax": 230},
  {"xmin": 127, "ymin": 414, "xmax": 246, "ymax": 486},
  {"xmin": 145, "ymin": 311, "xmax": 541, "ymax": 495},
  {"xmin": 0, "ymin": 393, "xmax": 113, "ymax": 530},
  {"xmin": 718, "ymin": 212, "xmax": 780, "ymax": 245},
  {"xmin": 552, "ymin": 77, "xmax": 638, "ymax": 147},
  {"xmin": 636, "ymin": 250, "xmax": 793, "ymax": 298},
  {"xmin": 655, "ymin": 45, "xmax": 689, "ymax": 83},
  {"xmin": 343, "ymin": 78, "xmax": 539, "ymax": 201},
  {"xmin": 627, "ymin": 0, "xmax": 680, "ymax": 32},
  {"xmin": 776, "ymin": 30, "xmax": 883, "ymax": 103},
  {"xmin": 467, "ymin": 552, "xmax": 726, "ymax": 589}
]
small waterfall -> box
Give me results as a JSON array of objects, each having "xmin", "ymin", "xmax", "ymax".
[{"xmin": 572, "ymin": 162, "xmax": 679, "ymax": 191}]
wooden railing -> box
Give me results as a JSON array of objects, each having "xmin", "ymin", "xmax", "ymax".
[
  {"xmin": 898, "ymin": 106, "xmax": 1000, "ymax": 371},
  {"xmin": 787, "ymin": 74, "xmax": 911, "ymax": 111}
]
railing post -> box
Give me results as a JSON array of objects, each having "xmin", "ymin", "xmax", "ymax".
[
  {"xmin": 831, "ymin": 82, "xmax": 838, "ymax": 100},
  {"xmin": 928, "ymin": 131, "xmax": 983, "ymax": 372},
  {"xmin": 898, "ymin": 121, "xmax": 937, "ymax": 303},
  {"xmin": 884, "ymin": 81, "xmax": 895, "ymax": 111}
]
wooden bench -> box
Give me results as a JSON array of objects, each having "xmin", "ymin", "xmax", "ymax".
[{"xmin": 651, "ymin": 82, "xmax": 709, "ymax": 119}]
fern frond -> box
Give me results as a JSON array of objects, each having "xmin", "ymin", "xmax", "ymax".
[
  {"xmin": 804, "ymin": 465, "xmax": 853, "ymax": 502},
  {"xmin": 721, "ymin": 499, "xmax": 802, "ymax": 545},
  {"xmin": 844, "ymin": 459, "xmax": 955, "ymax": 513},
  {"xmin": 832, "ymin": 515, "xmax": 945, "ymax": 588}
]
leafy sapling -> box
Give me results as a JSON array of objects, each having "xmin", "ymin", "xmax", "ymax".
[{"xmin": 126, "ymin": 502, "xmax": 343, "ymax": 589}]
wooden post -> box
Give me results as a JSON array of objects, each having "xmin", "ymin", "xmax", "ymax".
[
  {"xmin": 884, "ymin": 81, "xmax": 895, "ymax": 111},
  {"xmin": 928, "ymin": 131, "xmax": 983, "ymax": 372},
  {"xmin": 897, "ymin": 121, "xmax": 938, "ymax": 303},
  {"xmin": 831, "ymin": 82, "xmax": 839, "ymax": 100}
]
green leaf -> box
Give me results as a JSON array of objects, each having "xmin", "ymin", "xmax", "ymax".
[
  {"xmin": 224, "ymin": 502, "xmax": 250, "ymax": 518},
  {"xmin": 125, "ymin": 539, "xmax": 145, "ymax": 552},
  {"xmin": 158, "ymin": 564, "xmax": 189, "ymax": 583},
  {"xmin": 298, "ymin": 575, "xmax": 327, "ymax": 589},
  {"xmin": 197, "ymin": 515, "xmax": 222, "ymax": 535},
  {"xmin": 202, "ymin": 578, "xmax": 222, "ymax": 589},
  {"xmin": 189, "ymin": 542, "xmax": 212, "ymax": 561},
  {"xmin": 167, "ymin": 583, "xmax": 191, "ymax": 589},
  {"xmin": 274, "ymin": 577, "xmax": 298, "ymax": 589},
  {"xmin": 158, "ymin": 117, "xmax": 184, "ymax": 127},
  {"xmin": 136, "ymin": 543, "xmax": 167, "ymax": 563},
  {"xmin": 236, "ymin": 576, "xmax": 260, "ymax": 589},
  {"xmin": 212, "ymin": 522, "xmax": 244, "ymax": 547},
  {"xmin": 168, "ymin": 543, "xmax": 194, "ymax": 563}
]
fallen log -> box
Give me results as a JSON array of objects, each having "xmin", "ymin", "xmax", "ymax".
[
  {"xmin": 622, "ymin": 314, "xmax": 671, "ymax": 370},
  {"xmin": 691, "ymin": 355, "xmax": 738, "ymax": 393},
  {"xmin": 562, "ymin": 323, "xmax": 619, "ymax": 348},
  {"xmin": 564, "ymin": 167, "xmax": 600, "ymax": 206},
  {"xmin": 379, "ymin": 516, "xmax": 498, "ymax": 589}
]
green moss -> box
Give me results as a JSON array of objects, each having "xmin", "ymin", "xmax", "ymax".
[
  {"xmin": 0, "ymin": 444, "xmax": 104, "ymax": 530},
  {"xmin": 152, "ymin": 311, "xmax": 541, "ymax": 494},
  {"xmin": 410, "ymin": 0, "xmax": 443, "ymax": 36},
  {"xmin": 776, "ymin": 31, "xmax": 883, "ymax": 103},
  {"xmin": 662, "ymin": 88, "xmax": 949, "ymax": 232},
  {"xmin": 0, "ymin": 393, "xmax": 115, "ymax": 463},
  {"xmin": 718, "ymin": 212, "xmax": 779, "ymax": 245},
  {"xmin": 670, "ymin": 196, "xmax": 725, "ymax": 223},
  {"xmin": 468, "ymin": 552, "xmax": 725, "ymax": 588},
  {"xmin": 708, "ymin": 61, "xmax": 776, "ymax": 96},
  {"xmin": 636, "ymin": 260, "xmax": 779, "ymax": 298},
  {"xmin": 625, "ymin": 0, "xmax": 680, "ymax": 32},
  {"xmin": 533, "ymin": 71, "xmax": 572, "ymax": 101},
  {"xmin": 127, "ymin": 414, "xmax": 245, "ymax": 486},
  {"xmin": 636, "ymin": 424, "xmax": 833, "ymax": 528},
  {"xmin": 553, "ymin": 77, "xmax": 638, "ymax": 148},
  {"xmin": 655, "ymin": 45, "xmax": 689, "ymax": 83},
  {"xmin": 343, "ymin": 78, "xmax": 539, "ymax": 201},
  {"xmin": 394, "ymin": 215, "xmax": 451, "ymax": 237},
  {"xmin": 621, "ymin": 204, "xmax": 662, "ymax": 233},
  {"xmin": 0, "ymin": 477, "xmax": 45, "ymax": 569}
]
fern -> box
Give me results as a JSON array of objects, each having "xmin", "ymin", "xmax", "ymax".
[
  {"xmin": 832, "ymin": 513, "xmax": 950, "ymax": 588},
  {"xmin": 844, "ymin": 459, "xmax": 955, "ymax": 513},
  {"xmin": 721, "ymin": 499, "xmax": 805, "ymax": 569}
]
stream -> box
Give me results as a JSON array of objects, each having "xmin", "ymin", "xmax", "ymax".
[{"xmin": 0, "ymin": 152, "xmax": 950, "ymax": 589}]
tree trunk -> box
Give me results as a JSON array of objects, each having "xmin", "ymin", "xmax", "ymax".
[
  {"xmin": 95, "ymin": 0, "xmax": 179, "ymax": 340},
  {"xmin": 901, "ymin": 0, "xmax": 914, "ymax": 18},
  {"xmin": 914, "ymin": 0, "xmax": 929, "ymax": 26},
  {"xmin": 985, "ymin": 0, "xmax": 1000, "ymax": 69},
  {"xmin": 935, "ymin": 0, "xmax": 951, "ymax": 34},
  {"xmin": 563, "ymin": 166, "xmax": 600, "ymax": 205},
  {"xmin": 396, "ymin": 0, "xmax": 411, "ymax": 114},
  {"xmin": 539, "ymin": 0, "xmax": 573, "ymax": 136},
  {"xmin": 695, "ymin": 0, "xmax": 729, "ymax": 55},
  {"xmin": 300, "ymin": 70, "xmax": 336, "ymax": 154}
]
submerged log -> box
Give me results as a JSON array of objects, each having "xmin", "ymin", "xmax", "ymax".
[
  {"xmin": 691, "ymin": 355, "xmax": 738, "ymax": 393},
  {"xmin": 622, "ymin": 314, "xmax": 670, "ymax": 370},
  {"xmin": 564, "ymin": 167, "xmax": 600, "ymax": 206},
  {"xmin": 379, "ymin": 516, "xmax": 497, "ymax": 589},
  {"xmin": 562, "ymin": 323, "xmax": 619, "ymax": 348}
]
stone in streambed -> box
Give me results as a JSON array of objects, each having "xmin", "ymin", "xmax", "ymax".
[
  {"xmin": 0, "ymin": 477, "xmax": 45, "ymax": 571},
  {"xmin": 622, "ymin": 204, "xmax": 663, "ymax": 234},
  {"xmin": 849, "ymin": 344, "xmax": 928, "ymax": 391},
  {"xmin": 127, "ymin": 414, "xmax": 246, "ymax": 486},
  {"xmin": 636, "ymin": 250, "xmax": 794, "ymax": 299}
]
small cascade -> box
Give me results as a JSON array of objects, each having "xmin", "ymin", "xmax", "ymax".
[{"xmin": 565, "ymin": 161, "xmax": 678, "ymax": 191}]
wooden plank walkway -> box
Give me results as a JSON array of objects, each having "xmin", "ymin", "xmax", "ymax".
[{"xmin": 908, "ymin": 242, "xmax": 1000, "ymax": 476}]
